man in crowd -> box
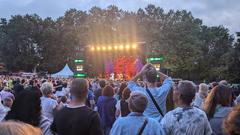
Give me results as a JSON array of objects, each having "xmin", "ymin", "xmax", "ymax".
[
  {"xmin": 128, "ymin": 63, "xmax": 173, "ymax": 122},
  {"xmin": 51, "ymin": 78, "xmax": 102, "ymax": 135},
  {"xmin": 110, "ymin": 91, "xmax": 164, "ymax": 135},
  {"xmin": 160, "ymin": 80, "xmax": 212, "ymax": 135}
]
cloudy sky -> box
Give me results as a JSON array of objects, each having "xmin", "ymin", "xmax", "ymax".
[{"xmin": 0, "ymin": 0, "xmax": 239, "ymax": 34}]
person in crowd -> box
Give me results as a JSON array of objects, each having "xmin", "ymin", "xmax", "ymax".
[
  {"xmin": 12, "ymin": 78, "xmax": 24, "ymax": 97},
  {"xmin": 166, "ymin": 87, "xmax": 175, "ymax": 113},
  {"xmin": 128, "ymin": 63, "xmax": 173, "ymax": 122},
  {"xmin": 5, "ymin": 87, "xmax": 52, "ymax": 135},
  {"xmin": 235, "ymin": 94, "xmax": 240, "ymax": 105},
  {"xmin": 94, "ymin": 79, "xmax": 106, "ymax": 103},
  {"xmin": 111, "ymin": 91, "xmax": 164, "ymax": 135},
  {"xmin": 161, "ymin": 80, "xmax": 212, "ymax": 135},
  {"xmin": 203, "ymin": 84, "xmax": 232, "ymax": 135},
  {"xmin": 86, "ymin": 89, "xmax": 95, "ymax": 109},
  {"xmin": 115, "ymin": 87, "xmax": 131, "ymax": 117},
  {"xmin": 0, "ymin": 121, "xmax": 43, "ymax": 135},
  {"xmin": 0, "ymin": 98, "xmax": 7, "ymax": 121},
  {"xmin": 223, "ymin": 104, "xmax": 240, "ymax": 135},
  {"xmin": 2, "ymin": 97, "xmax": 13, "ymax": 112},
  {"xmin": 0, "ymin": 87, "xmax": 15, "ymax": 101},
  {"xmin": 97, "ymin": 85, "xmax": 117, "ymax": 135},
  {"xmin": 192, "ymin": 83, "xmax": 209, "ymax": 108},
  {"xmin": 115, "ymin": 82, "xmax": 127, "ymax": 100},
  {"xmin": 51, "ymin": 78, "xmax": 102, "ymax": 135},
  {"xmin": 219, "ymin": 80, "xmax": 228, "ymax": 85},
  {"xmin": 40, "ymin": 82, "xmax": 59, "ymax": 122}
]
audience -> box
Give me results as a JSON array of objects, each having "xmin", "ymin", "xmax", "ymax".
[
  {"xmin": 192, "ymin": 83, "xmax": 209, "ymax": 108},
  {"xmin": 97, "ymin": 85, "xmax": 117, "ymax": 135},
  {"xmin": 51, "ymin": 78, "xmax": 102, "ymax": 135},
  {"xmin": 161, "ymin": 80, "xmax": 212, "ymax": 135},
  {"xmin": 128, "ymin": 64, "xmax": 173, "ymax": 122},
  {"xmin": 5, "ymin": 87, "xmax": 52, "ymax": 135},
  {"xmin": 203, "ymin": 84, "xmax": 232, "ymax": 135},
  {"xmin": 111, "ymin": 91, "xmax": 164, "ymax": 135},
  {"xmin": 40, "ymin": 82, "xmax": 59, "ymax": 122},
  {"xmin": 115, "ymin": 87, "xmax": 131, "ymax": 117},
  {"xmin": 0, "ymin": 121, "xmax": 43, "ymax": 135},
  {"xmin": 223, "ymin": 104, "xmax": 240, "ymax": 135}
]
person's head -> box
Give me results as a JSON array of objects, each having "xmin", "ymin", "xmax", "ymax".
[
  {"xmin": 102, "ymin": 85, "xmax": 114, "ymax": 97},
  {"xmin": 145, "ymin": 68, "xmax": 157, "ymax": 83},
  {"xmin": 3, "ymin": 97, "xmax": 13, "ymax": 108},
  {"xmin": 40, "ymin": 82, "xmax": 54, "ymax": 97},
  {"xmin": 128, "ymin": 91, "xmax": 148, "ymax": 113},
  {"xmin": 173, "ymin": 80, "xmax": 196, "ymax": 106},
  {"xmin": 99, "ymin": 80, "xmax": 106, "ymax": 88},
  {"xmin": 0, "ymin": 121, "xmax": 42, "ymax": 135},
  {"xmin": 219, "ymin": 80, "xmax": 228, "ymax": 85},
  {"xmin": 203, "ymin": 84, "xmax": 232, "ymax": 118},
  {"xmin": 70, "ymin": 79, "xmax": 89, "ymax": 101},
  {"xmin": 223, "ymin": 104, "xmax": 240, "ymax": 135},
  {"xmin": 198, "ymin": 83, "xmax": 209, "ymax": 97},
  {"xmin": 61, "ymin": 96, "xmax": 67, "ymax": 103},
  {"xmin": 118, "ymin": 82, "xmax": 127, "ymax": 99},
  {"xmin": 5, "ymin": 87, "xmax": 41, "ymax": 127},
  {"xmin": 121, "ymin": 87, "xmax": 131, "ymax": 100}
]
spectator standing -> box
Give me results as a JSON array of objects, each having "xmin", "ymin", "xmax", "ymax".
[
  {"xmin": 128, "ymin": 64, "xmax": 173, "ymax": 122},
  {"xmin": 161, "ymin": 81, "xmax": 212, "ymax": 135},
  {"xmin": 111, "ymin": 91, "xmax": 164, "ymax": 135},
  {"xmin": 115, "ymin": 87, "xmax": 131, "ymax": 117},
  {"xmin": 51, "ymin": 79, "xmax": 102, "ymax": 135},
  {"xmin": 223, "ymin": 104, "xmax": 240, "ymax": 135},
  {"xmin": 192, "ymin": 83, "xmax": 209, "ymax": 108},
  {"xmin": 94, "ymin": 79, "xmax": 106, "ymax": 103},
  {"xmin": 97, "ymin": 85, "xmax": 117, "ymax": 135},
  {"xmin": 203, "ymin": 84, "xmax": 232, "ymax": 135}
]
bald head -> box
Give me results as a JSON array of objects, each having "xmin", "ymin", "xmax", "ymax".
[
  {"xmin": 70, "ymin": 79, "xmax": 89, "ymax": 99},
  {"xmin": 176, "ymin": 80, "xmax": 196, "ymax": 105}
]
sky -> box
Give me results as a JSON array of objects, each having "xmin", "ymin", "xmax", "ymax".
[{"xmin": 0, "ymin": 0, "xmax": 239, "ymax": 35}]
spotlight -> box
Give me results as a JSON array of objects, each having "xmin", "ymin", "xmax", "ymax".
[
  {"xmin": 114, "ymin": 45, "xmax": 118, "ymax": 50},
  {"xmin": 132, "ymin": 44, "xmax": 137, "ymax": 49},
  {"xmin": 108, "ymin": 46, "xmax": 112, "ymax": 50},
  {"xmin": 91, "ymin": 47, "xmax": 95, "ymax": 51},
  {"xmin": 97, "ymin": 46, "xmax": 101, "ymax": 51},
  {"xmin": 125, "ymin": 45, "xmax": 130, "ymax": 50},
  {"xmin": 119, "ymin": 45, "xmax": 124, "ymax": 50},
  {"xmin": 102, "ymin": 46, "xmax": 106, "ymax": 51}
]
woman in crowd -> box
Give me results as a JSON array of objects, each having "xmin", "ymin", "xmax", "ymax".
[
  {"xmin": 111, "ymin": 91, "xmax": 164, "ymax": 135},
  {"xmin": 192, "ymin": 83, "xmax": 209, "ymax": 108},
  {"xmin": 5, "ymin": 86, "xmax": 52, "ymax": 135},
  {"xmin": 0, "ymin": 121, "xmax": 43, "ymax": 135},
  {"xmin": 116, "ymin": 82, "xmax": 127, "ymax": 100},
  {"xmin": 97, "ymin": 85, "xmax": 117, "ymax": 135},
  {"xmin": 223, "ymin": 104, "xmax": 240, "ymax": 135},
  {"xmin": 115, "ymin": 87, "xmax": 131, "ymax": 117},
  {"xmin": 40, "ymin": 82, "xmax": 59, "ymax": 122},
  {"xmin": 203, "ymin": 84, "xmax": 232, "ymax": 135}
]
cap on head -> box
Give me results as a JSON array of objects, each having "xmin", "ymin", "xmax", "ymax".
[{"xmin": 128, "ymin": 91, "xmax": 148, "ymax": 113}]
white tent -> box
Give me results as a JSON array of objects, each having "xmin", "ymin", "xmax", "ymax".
[{"xmin": 51, "ymin": 64, "xmax": 74, "ymax": 78}]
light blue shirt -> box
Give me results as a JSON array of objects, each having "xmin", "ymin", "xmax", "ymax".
[
  {"xmin": 110, "ymin": 112, "xmax": 165, "ymax": 135},
  {"xmin": 127, "ymin": 78, "xmax": 173, "ymax": 122}
]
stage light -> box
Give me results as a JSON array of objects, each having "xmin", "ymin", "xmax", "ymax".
[
  {"xmin": 108, "ymin": 46, "xmax": 112, "ymax": 50},
  {"xmin": 125, "ymin": 45, "xmax": 130, "ymax": 50},
  {"xmin": 114, "ymin": 45, "xmax": 118, "ymax": 50},
  {"xmin": 97, "ymin": 46, "xmax": 101, "ymax": 51},
  {"xmin": 119, "ymin": 45, "xmax": 124, "ymax": 50},
  {"xmin": 91, "ymin": 47, "xmax": 95, "ymax": 51},
  {"xmin": 102, "ymin": 46, "xmax": 106, "ymax": 51},
  {"xmin": 132, "ymin": 44, "xmax": 137, "ymax": 49}
]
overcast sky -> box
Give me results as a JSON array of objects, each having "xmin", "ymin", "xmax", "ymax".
[{"xmin": 0, "ymin": 0, "xmax": 239, "ymax": 34}]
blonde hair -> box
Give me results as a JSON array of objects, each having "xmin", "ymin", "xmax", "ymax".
[{"xmin": 0, "ymin": 121, "xmax": 43, "ymax": 135}]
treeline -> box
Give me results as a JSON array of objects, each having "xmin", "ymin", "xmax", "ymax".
[{"xmin": 0, "ymin": 5, "xmax": 239, "ymax": 82}]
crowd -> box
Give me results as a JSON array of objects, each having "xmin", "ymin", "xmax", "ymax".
[{"xmin": 0, "ymin": 63, "xmax": 239, "ymax": 135}]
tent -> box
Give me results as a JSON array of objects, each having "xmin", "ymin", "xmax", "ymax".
[{"xmin": 51, "ymin": 64, "xmax": 74, "ymax": 78}]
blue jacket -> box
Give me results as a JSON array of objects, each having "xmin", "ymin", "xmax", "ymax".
[
  {"xmin": 97, "ymin": 96, "xmax": 117, "ymax": 128},
  {"xmin": 110, "ymin": 112, "xmax": 165, "ymax": 135}
]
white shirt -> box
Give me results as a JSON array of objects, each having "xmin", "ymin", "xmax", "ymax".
[{"xmin": 40, "ymin": 96, "xmax": 58, "ymax": 122}]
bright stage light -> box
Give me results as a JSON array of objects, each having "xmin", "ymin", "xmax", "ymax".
[
  {"xmin": 102, "ymin": 46, "xmax": 106, "ymax": 51},
  {"xmin": 119, "ymin": 45, "xmax": 124, "ymax": 50},
  {"xmin": 114, "ymin": 45, "xmax": 118, "ymax": 50},
  {"xmin": 91, "ymin": 47, "xmax": 95, "ymax": 51},
  {"xmin": 97, "ymin": 46, "xmax": 101, "ymax": 51},
  {"xmin": 108, "ymin": 46, "xmax": 112, "ymax": 50},
  {"xmin": 132, "ymin": 44, "xmax": 137, "ymax": 49},
  {"xmin": 125, "ymin": 45, "xmax": 130, "ymax": 50}
]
